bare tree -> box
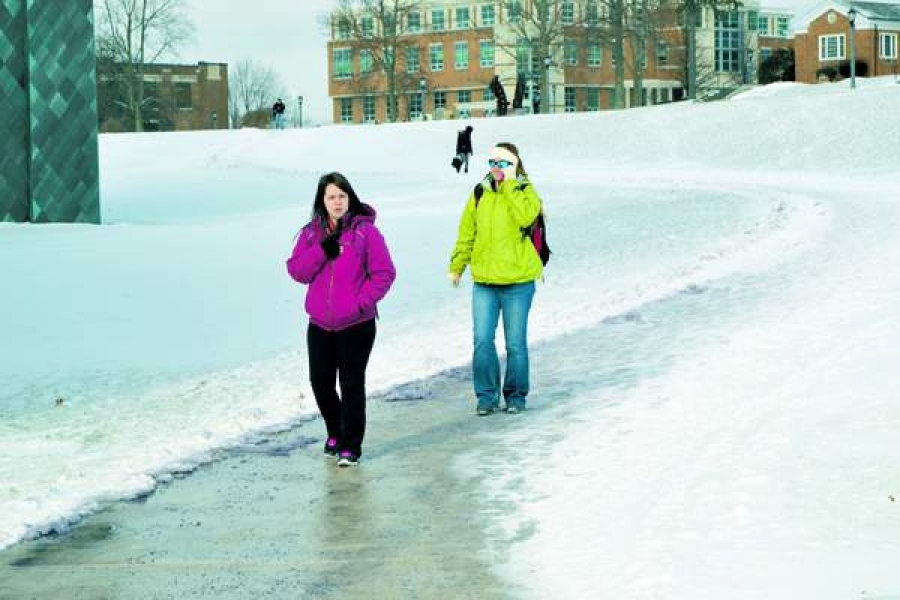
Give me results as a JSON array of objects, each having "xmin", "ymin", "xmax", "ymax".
[
  {"xmin": 623, "ymin": 0, "xmax": 675, "ymax": 107},
  {"xmin": 493, "ymin": 1, "xmax": 570, "ymax": 114},
  {"xmin": 95, "ymin": 0, "xmax": 194, "ymax": 132},
  {"xmin": 330, "ymin": 0, "xmax": 421, "ymax": 123},
  {"xmin": 229, "ymin": 58, "xmax": 286, "ymax": 128},
  {"xmin": 674, "ymin": 0, "xmax": 741, "ymax": 99}
]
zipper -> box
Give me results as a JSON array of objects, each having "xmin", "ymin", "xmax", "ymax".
[{"xmin": 326, "ymin": 257, "xmax": 336, "ymax": 329}]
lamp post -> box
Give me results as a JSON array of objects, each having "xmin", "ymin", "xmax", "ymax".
[
  {"xmin": 296, "ymin": 95, "xmax": 304, "ymax": 127},
  {"xmin": 543, "ymin": 55, "xmax": 553, "ymax": 113},
  {"xmin": 848, "ymin": 7, "xmax": 857, "ymax": 89},
  {"xmin": 418, "ymin": 77, "xmax": 427, "ymax": 120}
]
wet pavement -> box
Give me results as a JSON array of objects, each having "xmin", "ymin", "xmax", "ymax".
[{"xmin": 0, "ymin": 366, "xmax": 525, "ymax": 600}]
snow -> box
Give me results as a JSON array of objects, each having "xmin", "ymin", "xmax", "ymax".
[{"xmin": 2, "ymin": 76, "xmax": 900, "ymax": 598}]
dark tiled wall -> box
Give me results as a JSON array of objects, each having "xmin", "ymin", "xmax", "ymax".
[
  {"xmin": 0, "ymin": 0, "xmax": 29, "ymax": 222},
  {"xmin": 0, "ymin": 0, "xmax": 100, "ymax": 223}
]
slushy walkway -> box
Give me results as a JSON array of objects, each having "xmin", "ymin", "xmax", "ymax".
[{"xmin": 0, "ymin": 368, "xmax": 523, "ymax": 600}]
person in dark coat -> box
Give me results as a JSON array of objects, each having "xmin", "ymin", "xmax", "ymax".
[
  {"xmin": 453, "ymin": 125, "xmax": 474, "ymax": 173},
  {"xmin": 272, "ymin": 98, "xmax": 286, "ymax": 129}
]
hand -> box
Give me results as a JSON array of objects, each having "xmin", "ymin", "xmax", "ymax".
[
  {"xmin": 448, "ymin": 272, "xmax": 462, "ymax": 287},
  {"xmin": 321, "ymin": 233, "xmax": 340, "ymax": 260}
]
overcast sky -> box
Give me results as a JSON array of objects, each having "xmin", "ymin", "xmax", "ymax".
[{"xmin": 180, "ymin": 0, "xmax": 338, "ymax": 124}]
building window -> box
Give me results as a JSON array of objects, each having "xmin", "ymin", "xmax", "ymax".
[
  {"xmin": 363, "ymin": 96, "xmax": 375, "ymax": 123},
  {"xmin": 586, "ymin": 1, "xmax": 600, "ymax": 26},
  {"xmin": 430, "ymin": 43, "xmax": 444, "ymax": 71},
  {"xmin": 715, "ymin": 11, "xmax": 741, "ymax": 73},
  {"xmin": 333, "ymin": 48, "xmax": 352, "ymax": 79},
  {"xmin": 516, "ymin": 37, "xmax": 531, "ymax": 72},
  {"xmin": 406, "ymin": 92, "xmax": 422, "ymax": 121},
  {"xmin": 383, "ymin": 47, "xmax": 394, "ymax": 72},
  {"xmin": 174, "ymin": 82, "xmax": 192, "ymax": 109},
  {"xmin": 431, "ymin": 9, "xmax": 445, "ymax": 31},
  {"xmin": 433, "ymin": 91, "xmax": 446, "ymax": 109},
  {"xmin": 457, "ymin": 89, "xmax": 471, "ymax": 103},
  {"xmin": 565, "ymin": 40, "xmax": 578, "ymax": 65},
  {"xmin": 587, "ymin": 87, "xmax": 600, "ymax": 111},
  {"xmin": 506, "ymin": 1, "xmax": 522, "ymax": 24},
  {"xmin": 142, "ymin": 82, "xmax": 160, "ymax": 125},
  {"xmin": 484, "ymin": 85, "xmax": 495, "ymax": 101},
  {"xmin": 408, "ymin": 11, "xmax": 421, "ymax": 33},
  {"xmin": 747, "ymin": 10, "xmax": 759, "ymax": 31},
  {"xmin": 361, "ymin": 16, "xmax": 374, "ymax": 38},
  {"xmin": 564, "ymin": 87, "xmax": 576, "ymax": 112},
  {"xmin": 588, "ymin": 44, "xmax": 602, "ymax": 67},
  {"xmin": 756, "ymin": 14, "xmax": 770, "ymax": 35},
  {"xmin": 818, "ymin": 34, "xmax": 846, "ymax": 60},
  {"xmin": 656, "ymin": 41, "xmax": 668, "ymax": 66},
  {"xmin": 335, "ymin": 19, "xmax": 351, "ymax": 40},
  {"xmin": 360, "ymin": 49, "xmax": 374, "ymax": 74},
  {"xmin": 406, "ymin": 46, "xmax": 420, "ymax": 73},
  {"xmin": 480, "ymin": 39, "xmax": 494, "ymax": 67},
  {"xmin": 775, "ymin": 16, "xmax": 790, "ymax": 37},
  {"xmin": 340, "ymin": 98, "xmax": 353, "ymax": 123},
  {"xmin": 562, "ymin": 1, "xmax": 575, "ymax": 25},
  {"xmin": 881, "ymin": 33, "xmax": 898, "ymax": 59},
  {"xmin": 455, "ymin": 7, "xmax": 470, "ymax": 29},
  {"xmin": 455, "ymin": 41, "xmax": 469, "ymax": 69},
  {"xmin": 409, "ymin": 92, "xmax": 423, "ymax": 119},
  {"xmin": 481, "ymin": 4, "xmax": 495, "ymax": 26}
]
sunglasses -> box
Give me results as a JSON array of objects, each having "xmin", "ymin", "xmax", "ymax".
[{"xmin": 488, "ymin": 159, "xmax": 514, "ymax": 169}]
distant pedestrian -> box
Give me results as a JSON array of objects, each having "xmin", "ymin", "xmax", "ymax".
[
  {"xmin": 448, "ymin": 142, "xmax": 543, "ymax": 416},
  {"xmin": 452, "ymin": 125, "xmax": 474, "ymax": 173},
  {"xmin": 272, "ymin": 98, "xmax": 286, "ymax": 129},
  {"xmin": 286, "ymin": 172, "xmax": 397, "ymax": 466}
]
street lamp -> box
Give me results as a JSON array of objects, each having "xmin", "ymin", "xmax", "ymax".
[
  {"xmin": 418, "ymin": 77, "xmax": 427, "ymax": 120},
  {"xmin": 543, "ymin": 56, "xmax": 553, "ymax": 113},
  {"xmin": 848, "ymin": 6, "xmax": 857, "ymax": 89},
  {"xmin": 296, "ymin": 95, "xmax": 304, "ymax": 127}
]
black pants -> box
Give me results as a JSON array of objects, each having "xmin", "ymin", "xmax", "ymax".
[{"xmin": 307, "ymin": 319, "xmax": 376, "ymax": 456}]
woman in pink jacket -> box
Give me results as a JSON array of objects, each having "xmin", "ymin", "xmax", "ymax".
[{"xmin": 286, "ymin": 172, "xmax": 396, "ymax": 467}]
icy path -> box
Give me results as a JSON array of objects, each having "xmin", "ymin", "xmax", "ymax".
[
  {"xmin": 468, "ymin": 174, "xmax": 900, "ymax": 600},
  {"xmin": 0, "ymin": 179, "xmax": 798, "ymax": 551}
]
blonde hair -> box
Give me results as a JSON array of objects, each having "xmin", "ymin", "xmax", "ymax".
[{"xmin": 496, "ymin": 142, "xmax": 527, "ymax": 177}]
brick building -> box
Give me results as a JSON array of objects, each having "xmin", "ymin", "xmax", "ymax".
[
  {"xmin": 756, "ymin": 8, "xmax": 795, "ymax": 63},
  {"xmin": 326, "ymin": 0, "xmax": 766, "ymax": 123},
  {"xmin": 793, "ymin": 0, "xmax": 900, "ymax": 83},
  {"xmin": 98, "ymin": 61, "xmax": 229, "ymax": 132}
]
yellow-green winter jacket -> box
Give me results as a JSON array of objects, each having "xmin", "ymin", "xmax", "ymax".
[{"xmin": 450, "ymin": 176, "xmax": 543, "ymax": 284}]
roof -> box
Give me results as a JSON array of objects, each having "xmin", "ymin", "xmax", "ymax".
[
  {"xmin": 852, "ymin": 0, "xmax": 900, "ymax": 21},
  {"xmin": 792, "ymin": 0, "xmax": 900, "ymax": 33}
]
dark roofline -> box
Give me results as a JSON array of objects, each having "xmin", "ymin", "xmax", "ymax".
[{"xmin": 139, "ymin": 61, "xmax": 229, "ymax": 69}]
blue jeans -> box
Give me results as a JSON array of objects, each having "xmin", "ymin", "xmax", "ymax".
[{"xmin": 472, "ymin": 282, "xmax": 535, "ymax": 410}]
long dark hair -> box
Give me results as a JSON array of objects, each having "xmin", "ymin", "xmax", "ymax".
[
  {"xmin": 311, "ymin": 172, "xmax": 365, "ymax": 223},
  {"xmin": 496, "ymin": 142, "xmax": 528, "ymax": 178}
]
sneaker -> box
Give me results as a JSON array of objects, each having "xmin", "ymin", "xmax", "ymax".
[
  {"xmin": 505, "ymin": 405, "xmax": 525, "ymax": 414},
  {"xmin": 337, "ymin": 450, "xmax": 359, "ymax": 467},
  {"xmin": 323, "ymin": 437, "xmax": 339, "ymax": 457},
  {"xmin": 476, "ymin": 406, "xmax": 497, "ymax": 416}
]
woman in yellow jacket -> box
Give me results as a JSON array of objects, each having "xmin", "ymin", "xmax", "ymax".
[{"xmin": 449, "ymin": 142, "xmax": 543, "ymax": 415}]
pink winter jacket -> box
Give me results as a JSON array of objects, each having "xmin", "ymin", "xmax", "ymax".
[{"xmin": 286, "ymin": 206, "xmax": 396, "ymax": 331}]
